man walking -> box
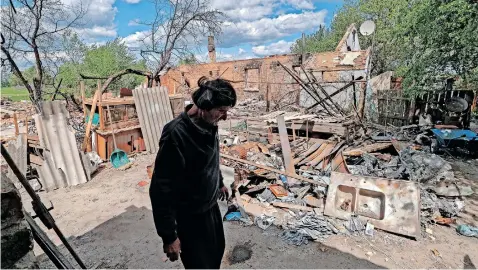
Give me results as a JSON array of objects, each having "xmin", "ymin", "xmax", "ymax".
[{"xmin": 150, "ymin": 77, "xmax": 237, "ymax": 269}]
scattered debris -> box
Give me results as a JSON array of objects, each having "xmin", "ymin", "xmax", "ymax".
[
  {"xmin": 324, "ymin": 172, "xmax": 420, "ymax": 238},
  {"xmin": 456, "ymin": 224, "xmax": 478, "ymax": 238},
  {"xmin": 365, "ymin": 222, "xmax": 375, "ymax": 237},
  {"xmin": 431, "ymin": 248, "xmax": 441, "ymax": 257},
  {"xmin": 137, "ymin": 180, "xmax": 149, "ymax": 187}
]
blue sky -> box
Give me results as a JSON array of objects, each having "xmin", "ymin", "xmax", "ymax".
[
  {"xmin": 7, "ymin": 0, "xmax": 343, "ymax": 65},
  {"xmin": 110, "ymin": 0, "xmax": 344, "ymax": 61}
]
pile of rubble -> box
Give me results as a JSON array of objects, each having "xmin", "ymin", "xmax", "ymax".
[{"xmin": 218, "ymin": 106, "xmax": 476, "ymax": 245}]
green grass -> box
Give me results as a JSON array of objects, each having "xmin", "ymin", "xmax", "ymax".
[
  {"xmin": 1, "ymin": 87, "xmax": 30, "ymax": 101},
  {"xmin": 1, "ymin": 86, "xmax": 70, "ymax": 102}
]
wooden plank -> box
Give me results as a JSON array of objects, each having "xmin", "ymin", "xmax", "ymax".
[
  {"xmin": 83, "ymin": 99, "xmax": 136, "ymax": 106},
  {"xmin": 220, "ymin": 153, "xmax": 326, "ymax": 186},
  {"xmin": 272, "ymin": 202, "xmax": 313, "ymax": 212},
  {"xmin": 289, "ymin": 122, "xmax": 346, "ymax": 136},
  {"xmin": 29, "ymin": 154, "xmax": 44, "ymax": 166},
  {"xmin": 13, "ymin": 112, "xmax": 19, "ymax": 136},
  {"xmin": 292, "ymin": 120, "xmax": 296, "ymax": 141},
  {"xmin": 98, "ymin": 81, "xmax": 105, "ymax": 131},
  {"xmin": 343, "ymin": 143, "xmax": 393, "ymax": 156},
  {"xmin": 81, "ymin": 83, "xmax": 102, "ymax": 151},
  {"xmin": 277, "ymin": 115, "xmax": 297, "ymax": 179}
]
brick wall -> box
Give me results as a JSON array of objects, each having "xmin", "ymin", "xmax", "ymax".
[
  {"xmin": 160, "ymin": 54, "xmax": 303, "ymax": 105},
  {"xmin": 160, "ymin": 50, "xmax": 369, "ymax": 111}
]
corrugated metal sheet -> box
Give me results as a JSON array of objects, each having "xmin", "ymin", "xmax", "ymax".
[
  {"xmin": 33, "ymin": 101, "xmax": 89, "ymax": 191},
  {"xmin": 6, "ymin": 133, "xmax": 27, "ymax": 188},
  {"xmin": 133, "ymin": 86, "xmax": 173, "ymax": 153}
]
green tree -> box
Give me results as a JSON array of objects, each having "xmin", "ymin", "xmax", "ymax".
[
  {"xmin": 292, "ymin": 0, "xmax": 410, "ymax": 76},
  {"xmin": 290, "ymin": 0, "xmax": 478, "ymax": 95},
  {"xmin": 394, "ymin": 0, "xmax": 478, "ymax": 95},
  {"xmin": 291, "ymin": 0, "xmax": 363, "ymax": 54},
  {"xmin": 57, "ymin": 31, "xmax": 88, "ymax": 89},
  {"xmin": 81, "ymin": 39, "xmax": 146, "ymax": 92},
  {"xmin": 8, "ymin": 66, "xmax": 35, "ymax": 86},
  {"xmin": 57, "ymin": 38, "xmax": 147, "ymax": 94}
]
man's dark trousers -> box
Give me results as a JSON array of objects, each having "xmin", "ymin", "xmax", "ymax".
[{"xmin": 176, "ymin": 203, "xmax": 225, "ymax": 269}]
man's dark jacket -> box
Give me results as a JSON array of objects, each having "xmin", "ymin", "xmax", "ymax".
[{"xmin": 149, "ymin": 112, "xmax": 224, "ymax": 244}]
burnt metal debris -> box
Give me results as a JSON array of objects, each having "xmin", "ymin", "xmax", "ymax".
[{"xmin": 219, "ymin": 95, "xmax": 475, "ymax": 246}]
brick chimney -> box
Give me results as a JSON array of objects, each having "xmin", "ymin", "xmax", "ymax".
[{"xmin": 208, "ymin": 36, "xmax": 216, "ymax": 63}]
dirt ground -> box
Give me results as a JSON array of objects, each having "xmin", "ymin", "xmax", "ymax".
[{"xmin": 21, "ymin": 153, "xmax": 478, "ymax": 269}]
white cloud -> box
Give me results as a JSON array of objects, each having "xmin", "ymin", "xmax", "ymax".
[
  {"xmin": 238, "ymin": 48, "xmax": 246, "ymax": 55},
  {"xmin": 194, "ymin": 50, "xmax": 254, "ymax": 63},
  {"xmin": 211, "ymin": 0, "xmax": 316, "ymax": 22},
  {"xmin": 62, "ymin": 0, "xmax": 117, "ymax": 27},
  {"xmin": 75, "ymin": 26, "xmax": 117, "ymax": 39},
  {"xmin": 217, "ymin": 53, "xmax": 234, "ymax": 61},
  {"xmin": 211, "ymin": 0, "xmax": 276, "ymax": 22},
  {"xmin": 124, "ymin": 0, "xmax": 141, "ymax": 3},
  {"xmin": 252, "ymin": 40, "xmax": 294, "ymax": 56},
  {"xmin": 219, "ymin": 10, "xmax": 327, "ymax": 48},
  {"xmin": 128, "ymin": 19, "xmax": 141, "ymax": 26},
  {"xmin": 122, "ymin": 31, "xmax": 149, "ymax": 49},
  {"xmin": 60, "ymin": 0, "xmax": 118, "ymax": 40},
  {"xmin": 284, "ymin": 0, "xmax": 315, "ymax": 9}
]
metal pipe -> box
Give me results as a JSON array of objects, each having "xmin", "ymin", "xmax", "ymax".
[{"xmin": 1, "ymin": 144, "xmax": 87, "ymax": 269}]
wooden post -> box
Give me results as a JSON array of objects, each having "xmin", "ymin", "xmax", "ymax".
[
  {"xmin": 352, "ymin": 75, "xmax": 356, "ymax": 108},
  {"xmin": 80, "ymin": 81, "xmax": 86, "ymax": 117},
  {"xmin": 358, "ymin": 83, "xmax": 366, "ymax": 119},
  {"xmin": 81, "ymin": 82, "xmax": 102, "ymax": 152},
  {"xmin": 229, "ymin": 119, "xmax": 232, "ymax": 137},
  {"xmin": 25, "ymin": 116, "xmax": 28, "ymax": 135},
  {"xmin": 13, "ymin": 113, "xmax": 19, "ymax": 136},
  {"xmin": 292, "ymin": 121, "xmax": 296, "ymax": 141},
  {"xmin": 98, "ymin": 80, "xmax": 105, "ymax": 130},
  {"xmin": 306, "ymin": 120, "xmax": 309, "ymax": 149}
]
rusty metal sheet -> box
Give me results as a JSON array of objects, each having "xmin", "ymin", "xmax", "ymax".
[
  {"xmin": 229, "ymin": 145, "xmax": 247, "ymax": 159},
  {"xmin": 293, "ymin": 141, "xmax": 324, "ymax": 164},
  {"xmin": 277, "ymin": 115, "xmax": 296, "ymax": 178},
  {"xmin": 33, "ymin": 101, "xmax": 89, "ymax": 191},
  {"xmin": 308, "ymin": 143, "xmax": 335, "ymax": 167},
  {"xmin": 329, "ymin": 152, "xmax": 350, "ymax": 173},
  {"xmin": 343, "ymin": 142, "xmax": 392, "ymax": 156},
  {"xmin": 298, "ymin": 143, "xmax": 328, "ymax": 166},
  {"xmin": 269, "ymin": 184, "xmax": 288, "ymax": 198},
  {"xmin": 324, "ymin": 172, "xmax": 420, "ymax": 238},
  {"xmin": 133, "ymin": 86, "xmax": 173, "ymax": 153}
]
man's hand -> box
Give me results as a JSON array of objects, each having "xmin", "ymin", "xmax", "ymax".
[
  {"xmin": 219, "ymin": 186, "xmax": 229, "ymax": 201},
  {"xmin": 163, "ymin": 238, "xmax": 181, "ymax": 261}
]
